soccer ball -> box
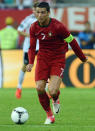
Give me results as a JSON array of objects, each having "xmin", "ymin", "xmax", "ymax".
[{"xmin": 11, "ymin": 107, "xmax": 29, "ymax": 124}]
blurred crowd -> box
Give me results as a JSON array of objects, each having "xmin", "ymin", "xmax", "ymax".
[
  {"xmin": 0, "ymin": 0, "xmax": 64, "ymax": 9},
  {"xmin": 0, "ymin": 0, "xmax": 95, "ymax": 49},
  {"xmin": 78, "ymin": 21, "xmax": 95, "ymax": 49},
  {"xmin": 0, "ymin": 16, "xmax": 95, "ymax": 50},
  {"xmin": 0, "ymin": 16, "xmax": 19, "ymax": 50}
]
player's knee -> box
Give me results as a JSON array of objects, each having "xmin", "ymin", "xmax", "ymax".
[
  {"xmin": 36, "ymin": 82, "xmax": 45, "ymax": 93},
  {"xmin": 49, "ymin": 87, "xmax": 58, "ymax": 97}
]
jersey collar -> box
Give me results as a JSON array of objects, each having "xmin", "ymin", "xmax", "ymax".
[{"xmin": 38, "ymin": 18, "xmax": 51, "ymax": 27}]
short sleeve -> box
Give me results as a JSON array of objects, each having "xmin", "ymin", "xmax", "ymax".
[{"xmin": 18, "ymin": 16, "xmax": 31, "ymax": 32}]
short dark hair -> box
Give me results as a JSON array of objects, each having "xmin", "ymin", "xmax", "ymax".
[{"xmin": 37, "ymin": 2, "xmax": 50, "ymax": 12}]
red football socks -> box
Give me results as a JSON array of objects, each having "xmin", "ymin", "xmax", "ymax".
[
  {"xmin": 38, "ymin": 92, "xmax": 53, "ymax": 117},
  {"xmin": 52, "ymin": 90, "xmax": 60, "ymax": 101}
]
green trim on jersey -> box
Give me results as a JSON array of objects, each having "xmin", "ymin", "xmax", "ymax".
[
  {"xmin": 38, "ymin": 18, "xmax": 51, "ymax": 27},
  {"xmin": 64, "ymin": 34, "xmax": 74, "ymax": 43}
]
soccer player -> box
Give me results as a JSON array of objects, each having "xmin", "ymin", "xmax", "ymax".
[
  {"xmin": 15, "ymin": 2, "xmax": 39, "ymax": 99},
  {"xmin": 26, "ymin": 2, "xmax": 87, "ymax": 124}
]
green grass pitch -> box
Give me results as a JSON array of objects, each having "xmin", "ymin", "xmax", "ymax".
[{"xmin": 0, "ymin": 88, "xmax": 95, "ymax": 131}]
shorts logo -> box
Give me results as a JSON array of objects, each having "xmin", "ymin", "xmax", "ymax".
[{"xmin": 60, "ymin": 68, "xmax": 64, "ymax": 77}]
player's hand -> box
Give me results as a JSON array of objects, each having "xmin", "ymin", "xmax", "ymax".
[
  {"xmin": 26, "ymin": 64, "xmax": 33, "ymax": 72},
  {"xmin": 82, "ymin": 57, "xmax": 88, "ymax": 62}
]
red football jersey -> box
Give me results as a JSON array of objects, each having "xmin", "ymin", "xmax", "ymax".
[{"xmin": 29, "ymin": 18, "xmax": 71, "ymax": 64}]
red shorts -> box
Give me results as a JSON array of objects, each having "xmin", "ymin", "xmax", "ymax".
[{"xmin": 35, "ymin": 56, "xmax": 65, "ymax": 81}]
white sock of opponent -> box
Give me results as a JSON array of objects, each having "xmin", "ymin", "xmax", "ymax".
[{"xmin": 17, "ymin": 70, "xmax": 25, "ymax": 89}]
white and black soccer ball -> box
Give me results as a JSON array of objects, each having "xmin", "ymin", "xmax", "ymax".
[{"xmin": 11, "ymin": 107, "xmax": 29, "ymax": 124}]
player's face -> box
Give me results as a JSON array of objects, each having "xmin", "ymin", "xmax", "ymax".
[{"xmin": 36, "ymin": 7, "xmax": 49, "ymax": 25}]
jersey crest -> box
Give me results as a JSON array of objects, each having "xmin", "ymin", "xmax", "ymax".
[{"xmin": 48, "ymin": 31, "xmax": 52, "ymax": 37}]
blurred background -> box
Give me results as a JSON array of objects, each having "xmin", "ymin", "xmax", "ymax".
[{"xmin": 0, "ymin": 0, "xmax": 95, "ymax": 88}]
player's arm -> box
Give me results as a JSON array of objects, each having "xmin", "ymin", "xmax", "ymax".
[
  {"xmin": 17, "ymin": 30, "xmax": 29, "ymax": 37},
  {"xmin": 28, "ymin": 37, "xmax": 36, "ymax": 64},
  {"xmin": 65, "ymin": 36, "xmax": 87, "ymax": 62},
  {"xmin": 17, "ymin": 16, "xmax": 30, "ymax": 37},
  {"xmin": 26, "ymin": 25, "xmax": 36, "ymax": 72},
  {"xmin": 59, "ymin": 23, "xmax": 87, "ymax": 62}
]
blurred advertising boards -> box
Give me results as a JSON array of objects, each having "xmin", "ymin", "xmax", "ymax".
[
  {"xmin": 2, "ymin": 50, "xmax": 95, "ymax": 88},
  {"xmin": 0, "ymin": 7, "xmax": 95, "ymax": 31}
]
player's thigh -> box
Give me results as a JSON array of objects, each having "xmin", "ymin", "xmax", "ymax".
[
  {"xmin": 36, "ymin": 80, "xmax": 47, "ymax": 92},
  {"xmin": 49, "ymin": 75, "xmax": 62, "ymax": 95},
  {"xmin": 50, "ymin": 63, "xmax": 65, "ymax": 78},
  {"xmin": 35, "ymin": 58, "xmax": 50, "ymax": 81},
  {"xmin": 49, "ymin": 62, "xmax": 65, "ymax": 94}
]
